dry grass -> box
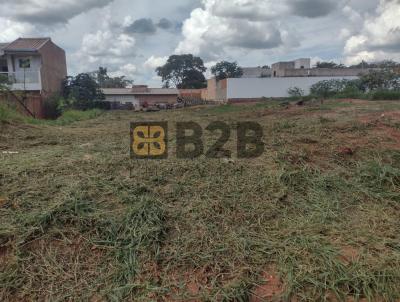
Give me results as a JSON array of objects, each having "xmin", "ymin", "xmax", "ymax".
[{"xmin": 1, "ymin": 99, "xmax": 400, "ymax": 301}]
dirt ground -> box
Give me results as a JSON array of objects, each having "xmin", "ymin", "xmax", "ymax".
[{"xmin": 1, "ymin": 99, "xmax": 400, "ymax": 301}]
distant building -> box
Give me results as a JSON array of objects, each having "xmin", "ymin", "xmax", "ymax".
[
  {"xmin": 0, "ymin": 37, "xmax": 67, "ymax": 118},
  {"xmin": 272, "ymin": 58, "xmax": 311, "ymax": 77},
  {"xmin": 271, "ymin": 58, "xmax": 374, "ymax": 78},
  {"xmin": 102, "ymin": 85, "xmax": 179, "ymax": 109},
  {"xmin": 241, "ymin": 67, "xmax": 271, "ymax": 78}
]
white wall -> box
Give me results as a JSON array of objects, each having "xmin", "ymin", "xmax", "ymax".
[{"xmin": 227, "ymin": 76, "xmax": 358, "ymax": 99}]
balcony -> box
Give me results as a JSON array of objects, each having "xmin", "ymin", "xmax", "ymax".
[{"xmin": 0, "ymin": 70, "xmax": 41, "ymax": 91}]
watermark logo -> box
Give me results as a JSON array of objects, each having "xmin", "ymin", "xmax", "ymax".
[
  {"xmin": 130, "ymin": 122, "xmax": 168, "ymax": 159},
  {"xmin": 130, "ymin": 121, "xmax": 264, "ymax": 159}
]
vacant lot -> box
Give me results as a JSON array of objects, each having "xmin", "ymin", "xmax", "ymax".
[{"xmin": 1, "ymin": 99, "xmax": 400, "ymax": 301}]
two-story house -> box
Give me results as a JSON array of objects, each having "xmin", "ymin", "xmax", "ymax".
[{"xmin": 0, "ymin": 37, "xmax": 67, "ymax": 97}]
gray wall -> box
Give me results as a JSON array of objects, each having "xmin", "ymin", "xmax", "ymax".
[
  {"xmin": 282, "ymin": 68, "xmax": 372, "ymax": 77},
  {"xmin": 227, "ymin": 76, "xmax": 358, "ymax": 99}
]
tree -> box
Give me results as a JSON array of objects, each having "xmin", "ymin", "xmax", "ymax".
[
  {"xmin": 315, "ymin": 61, "xmax": 345, "ymax": 69},
  {"xmin": 350, "ymin": 60, "xmax": 400, "ymax": 69},
  {"xmin": 91, "ymin": 67, "xmax": 133, "ymax": 88},
  {"xmin": 156, "ymin": 54, "xmax": 207, "ymax": 89},
  {"xmin": 62, "ymin": 73, "xmax": 105, "ymax": 110},
  {"xmin": 211, "ymin": 61, "xmax": 243, "ymax": 81},
  {"xmin": 0, "ymin": 74, "xmax": 10, "ymax": 91},
  {"xmin": 359, "ymin": 69, "xmax": 400, "ymax": 91}
]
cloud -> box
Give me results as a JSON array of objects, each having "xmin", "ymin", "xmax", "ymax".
[
  {"xmin": 157, "ymin": 18, "xmax": 173, "ymax": 30},
  {"xmin": 344, "ymin": 0, "xmax": 400, "ymax": 64},
  {"xmin": 71, "ymin": 14, "xmax": 137, "ymax": 76},
  {"xmin": 109, "ymin": 63, "xmax": 138, "ymax": 79},
  {"xmin": 204, "ymin": 0, "xmax": 339, "ymax": 20},
  {"xmin": 144, "ymin": 56, "xmax": 168, "ymax": 70},
  {"xmin": 175, "ymin": 1, "xmax": 303, "ymax": 59},
  {"xmin": 0, "ymin": 17, "xmax": 35, "ymax": 42},
  {"xmin": 125, "ymin": 18, "xmax": 157, "ymax": 34},
  {"xmin": 290, "ymin": 0, "xmax": 338, "ymax": 18},
  {"xmin": 0, "ymin": 0, "xmax": 114, "ymax": 25},
  {"xmin": 81, "ymin": 31, "xmax": 135, "ymax": 57}
]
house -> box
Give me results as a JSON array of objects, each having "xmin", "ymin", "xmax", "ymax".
[
  {"xmin": 0, "ymin": 37, "xmax": 67, "ymax": 96},
  {"xmin": 102, "ymin": 85, "xmax": 179, "ymax": 109},
  {"xmin": 0, "ymin": 38, "xmax": 67, "ymax": 117}
]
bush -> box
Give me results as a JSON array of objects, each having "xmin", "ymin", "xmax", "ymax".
[
  {"xmin": 42, "ymin": 95, "xmax": 63, "ymax": 119},
  {"xmin": 360, "ymin": 69, "xmax": 400, "ymax": 91},
  {"xmin": 335, "ymin": 86, "xmax": 366, "ymax": 99},
  {"xmin": 369, "ymin": 90, "xmax": 400, "ymax": 100},
  {"xmin": 310, "ymin": 79, "xmax": 363, "ymax": 98},
  {"xmin": 288, "ymin": 87, "xmax": 305, "ymax": 98}
]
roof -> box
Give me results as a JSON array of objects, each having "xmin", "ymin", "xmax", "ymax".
[
  {"xmin": 4, "ymin": 38, "xmax": 50, "ymax": 52},
  {"xmin": 102, "ymin": 88, "xmax": 179, "ymax": 95}
]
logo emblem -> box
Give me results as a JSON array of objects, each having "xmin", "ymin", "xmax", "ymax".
[{"xmin": 130, "ymin": 122, "xmax": 168, "ymax": 159}]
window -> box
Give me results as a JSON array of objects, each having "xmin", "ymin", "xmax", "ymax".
[{"xmin": 19, "ymin": 58, "xmax": 31, "ymax": 68}]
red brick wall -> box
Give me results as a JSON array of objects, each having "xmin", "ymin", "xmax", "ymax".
[
  {"xmin": 179, "ymin": 89, "xmax": 203, "ymax": 99},
  {"xmin": 38, "ymin": 40, "xmax": 67, "ymax": 96},
  {"xmin": 0, "ymin": 91, "xmax": 44, "ymax": 118}
]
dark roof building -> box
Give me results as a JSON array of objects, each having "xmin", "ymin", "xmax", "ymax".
[{"xmin": 3, "ymin": 38, "xmax": 51, "ymax": 52}]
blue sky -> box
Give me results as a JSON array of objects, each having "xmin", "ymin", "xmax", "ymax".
[{"xmin": 1, "ymin": 0, "xmax": 399, "ymax": 86}]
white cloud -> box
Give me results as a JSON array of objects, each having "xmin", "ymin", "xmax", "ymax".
[
  {"xmin": 175, "ymin": 0, "xmax": 339, "ymax": 59},
  {"xmin": 344, "ymin": 0, "xmax": 400, "ymax": 64},
  {"xmin": 143, "ymin": 56, "xmax": 168, "ymax": 70},
  {"xmin": 175, "ymin": 6, "xmax": 287, "ymax": 60},
  {"xmin": 0, "ymin": 18, "xmax": 34, "ymax": 42},
  {"xmin": 81, "ymin": 31, "xmax": 135, "ymax": 58},
  {"xmin": 109, "ymin": 63, "xmax": 137, "ymax": 79}
]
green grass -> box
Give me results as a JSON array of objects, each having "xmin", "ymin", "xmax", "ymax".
[
  {"xmin": 0, "ymin": 103, "xmax": 25, "ymax": 123},
  {"xmin": 1, "ymin": 100, "xmax": 400, "ymax": 301},
  {"xmin": 0, "ymin": 104, "xmax": 103, "ymax": 126},
  {"xmin": 369, "ymin": 90, "xmax": 400, "ymax": 101},
  {"xmin": 53, "ymin": 109, "xmax": 103, "ymax": 125}
]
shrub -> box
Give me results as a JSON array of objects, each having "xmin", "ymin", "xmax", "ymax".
[
  {"xmin": 42, "ymin": 95, "xmax": 63, "ymax": 119},
  {"xmin": 310, "ymin": 79, "xmax": 364, "ymax": 98},
  {"xmin": 335, "ymin": 86, "xmax": 365, "ymax": 99},
  {"xmin": 288, "ymin": 87, "xmax": 305, "ymax": 98},
  {"xmin": 369, "ymin": 90, "xmax": 400, "ymax": 100},
  {"xmin": 360, "ymin": 69, "xmax": 400, "ymax": 91}
]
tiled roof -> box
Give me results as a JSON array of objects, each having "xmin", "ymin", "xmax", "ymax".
[
  {"xmin": 102, "ymin": 88, "xmax": 179, "ymax": 95},
  {"xmin": 4, "ymin": 38, "xmax": 50, "ymax": 52}
]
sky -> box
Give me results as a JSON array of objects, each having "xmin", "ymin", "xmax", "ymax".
[{"xmin": 0, "ymin": 0, "xmax": 399, "ymax": 86}]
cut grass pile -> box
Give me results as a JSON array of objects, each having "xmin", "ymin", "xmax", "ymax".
[{"xmin": 1, "ymin": 99, "xmax": 400, "ymax": 301}]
